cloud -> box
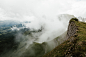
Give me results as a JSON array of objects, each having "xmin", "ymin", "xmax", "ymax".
[
  {"xmin": 1, "ymin": 0, "xmax": 86, "ymax": 56},
  {"xmin": 0, "ymin": 0, "xmax": 85, "ymax": 21},
  {"xmin": 66, "ymin": 1, "xmax": 86, "ymax": 18},
  {"xmin": 0, "ymin": 0, "xmax": 85, "ymax": 42}
]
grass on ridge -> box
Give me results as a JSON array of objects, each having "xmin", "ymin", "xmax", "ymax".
[{"xmin": 43, "ymin": 18, "xmax": 86, "ymax": 57}]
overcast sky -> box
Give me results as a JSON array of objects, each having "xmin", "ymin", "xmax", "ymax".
[{"xmin": 0, "ymin": 0, "xmax": 86, "ymax": 21}]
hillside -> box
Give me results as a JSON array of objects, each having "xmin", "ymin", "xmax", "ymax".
[{"xmin": 43, "ymin": 18, "xmax": 86, "ymax": 57}]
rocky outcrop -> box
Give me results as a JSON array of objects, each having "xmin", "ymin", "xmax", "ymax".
[{"xmin": 66, "ymin": 18, "xmax": 78, "ymax": 39}]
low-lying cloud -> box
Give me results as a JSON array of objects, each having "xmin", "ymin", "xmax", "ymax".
[{"xmin": 0, "ymin": 0, "xmax": 86, "ymax": 57}]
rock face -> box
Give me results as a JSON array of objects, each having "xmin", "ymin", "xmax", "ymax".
[
  {"xmin": 43, "ymin": 18, "xmax": 86, "ymax": 57},
  {"xmin": 66, "ymin": 19, "xmax": 78, "ymax": 39}
]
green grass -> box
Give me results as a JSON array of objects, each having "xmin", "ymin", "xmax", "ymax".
[{"xmin": 43, "ymin": 18, "xmax": 86, "ymax": 57}]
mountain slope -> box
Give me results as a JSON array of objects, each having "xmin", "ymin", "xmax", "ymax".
[{"xmin": 43, "ymin": 18, "xmax": 86, "ymax": 57}]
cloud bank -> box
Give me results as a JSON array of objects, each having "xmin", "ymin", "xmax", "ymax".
[
  {"xmin": 0, "ymin": 0, "xmax": 86, "ymax": 42},
  {"xmin": 0, "ymin": 0, "xmax": 86, "ymax": 21},
  {"xmin": 1, "ymin": 0, "xmax": 86, "ymax": 57}
]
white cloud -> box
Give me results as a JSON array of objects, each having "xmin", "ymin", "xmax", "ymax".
[
  {"xmin": 0, "ymin": 0, "xmax": 86, "ymax": 42},
  {"xmin": 0, "ymin": 0, "xmax": 85, "ymax": 20},
  {"xmin": 1, "ymin": 0, "xmax": 86, "ymax": 56}
]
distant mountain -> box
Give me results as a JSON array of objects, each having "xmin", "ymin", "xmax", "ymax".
[
  {"xmin": 0, "ymin": 20, "xmax": 21, "ymax": 28},
  {"xmin": 0, "ymin": 20, "xmax": 30, "ymax": 35}
]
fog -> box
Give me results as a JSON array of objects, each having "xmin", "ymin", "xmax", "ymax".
[{"xmin": 0, "ymin": 0, "xmax": 86, "ymax": 57}]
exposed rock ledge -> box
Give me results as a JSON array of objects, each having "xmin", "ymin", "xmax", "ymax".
[{"xmin": 43, "ymin": 18, "xmax": 86, "ymax": 57}]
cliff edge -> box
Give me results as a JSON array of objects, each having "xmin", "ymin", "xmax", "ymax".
[{"xmin": 43, "ymin": 18, "xmax": 86, "ymax": 57}]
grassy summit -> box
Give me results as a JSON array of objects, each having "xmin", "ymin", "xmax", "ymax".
[{"xmin": 43, "ymin": 18, "xmax": 86, "ymax": 57}]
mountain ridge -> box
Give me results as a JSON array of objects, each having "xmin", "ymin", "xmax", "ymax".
[{"xmin": 43, "ymin": 18, "xmax": 86, "ymax": 57}]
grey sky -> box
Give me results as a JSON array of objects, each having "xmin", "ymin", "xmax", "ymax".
[{"xmin": 0, "ymin": 0, "xmax": 86, "ymax": 21}]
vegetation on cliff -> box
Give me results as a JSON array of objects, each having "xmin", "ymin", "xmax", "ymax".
[{"xmin": 43, "ymin": 18, "xmax": 86, "ymax": 57}]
